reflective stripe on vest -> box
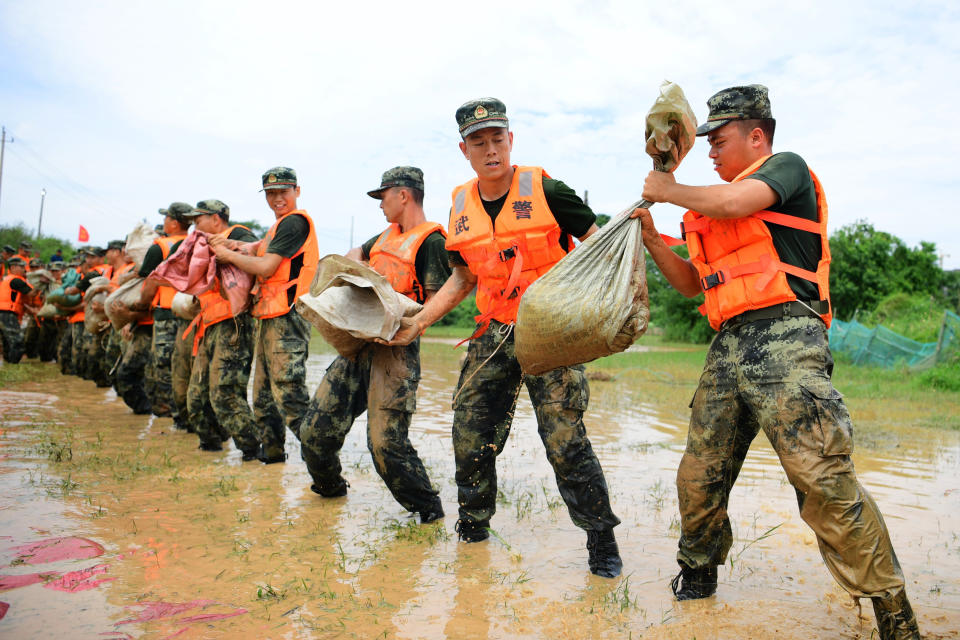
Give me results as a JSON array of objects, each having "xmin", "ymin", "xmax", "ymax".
[
  {"xmin": 683, "ymin": 155, "xmax": 832, "ymax": 330},
  {"xmin": 368, "ymin": 222, "xmax": 445, "ymax": 303},
  {"xmin": 446, "ymin": 166, "xmax": 568, "ymax": 327},
  {"xmin": 252, "ymin": 210, "xmax": 318, "ymax": 319},
  {"xmin": 0, "ymin": 275, "xmax": 27, "ymax": 319}
]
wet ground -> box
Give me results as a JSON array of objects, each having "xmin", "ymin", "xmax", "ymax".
[{"xmin": 1, "ymin": 340, "xmax": 958, "ymax": 639}]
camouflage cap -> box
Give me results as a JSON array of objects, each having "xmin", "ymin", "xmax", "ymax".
[
  {"xmin": 456, "ymin": 98, "xmax": 509, "ymax": 138},
  {"xmin": 2, "ymin": 245, "xmax": 14, "ymax": 253},
  {"xmin": 29, "ymin": 258, "xmax": 42, "ymax": 267},
  {"xmin": 48, "ymin": 262, "xmax": 63, "ymax": 271},
  {"xmin": 696, "ymin": 84, "xmax": 773, "ymax": 136},
  {"xmin": 188, "ymin": 199, "xmax": 230, "ymax": 220},
  {"xmin": 154, "ymin": 224, "xmax": 165, "ymax": 235},
  {"xmin": 158, "ymin": 207, "xmax": 169, "ymax": 216},
  {"xmin": 366, "ymin": 166, "xmax": 424, "ymax": 199},
  {"xmin": 7, "ymin": 256, "xmax": 26, "ymax": 267},
  {"xmin": 107, "ymin": 240, "xmax": 126, "ymax": 251},
  {"xmin": 87, "ymin": 246, "xmax": 105, "ymax": 257},
  {"xmin": 19, "ymin": 240, "xmax": 33, "ymax": 249},
  {"xmin": 165, "ymin": 202, "xmax": 195, "ymax": 224},
  {"xmin": 261, "ymin": 167, "xmax": 297, "ymax": 191}
]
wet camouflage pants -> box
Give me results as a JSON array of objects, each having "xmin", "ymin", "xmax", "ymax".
[
  {"xmin": 171, "ymin": 318, "xmax": 195, "ymax": 430},
  {"xmin": 105, "ymin": 329, "xmax": 122, "ymax": 389},
  {"xmin": 85, "ymin": 329, "xmax": 112, "ymax": 387},
  {"xmin": 115, "ymin": 324, "xmax": 153, "ymax": 414},
  {"xmin": 188, "ymin": 314, "xmax": 258, "ymax": 454},
  {"xmin": 453, "ymin": 320, "xmax": 620, "ymax": 531},
  {"xmin": 23, "ymin": 317, "xmax": 40, "ymax": 359},
  {"xmin": 0, "ymin": 311, "xmax": 25, "ymax": 364},
  {"xmin": 70, "ymin": 322, "xmax": 89, "ymax": 379},
  {"xmin": 252, "ymin": 311, "xmax": 311, "ymax": 459},
  {"xmin": 57, "ymin": 319, "xmax": 73, "ymax": 374},
  {"xmin": 300, "ymin": 341, "xmax": 440, "ymax": 513},
  {"xmin": 150, "ymin": 317, "xmax": 178, "ymax": 417},
  {"xmin": 37, "ymin": 319, "xmax": 60, "ymax": 362},
  {"xmin": 677, "ymin": 315, "xmax": 906, "ymax": 598}
]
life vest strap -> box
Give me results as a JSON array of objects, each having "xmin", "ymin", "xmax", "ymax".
[{"xmin": 701, "ymin": 254, "xmax": 819, "ymax": 293}]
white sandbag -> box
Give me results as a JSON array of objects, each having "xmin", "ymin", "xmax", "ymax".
[
  {"xmin": 104, "ymin": 276, "xmax": 147, "ymax": 331},
  {"xmin": 37, "ymin": 303, "xmax": 61, "ymax": 319},
  {"xmin": 295, "ymin": 254, "xmax": 421, "ymax": 358},
  {"xmin": 514, "ymin": 210, "xmax": 649, "ymax": 375},
  {"xmin": 171, "ymin": 292, "xmax": 200, "ymax": 321},
  {"xmin": 124, "ymin": 222, "xmax": 160, "ymax": 271},
  {"xmin": 84, "ymin": 276, "xmax": 113, "ymax": 333}
]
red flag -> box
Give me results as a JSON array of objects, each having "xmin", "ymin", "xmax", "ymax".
[{"xmin": 78, "ymin": 225, "xmax": 89, "ymax": 242}]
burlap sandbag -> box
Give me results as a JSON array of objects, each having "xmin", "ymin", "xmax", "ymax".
[
  {"xmin": 171, "ymin": 292, "xmax": 200, "ymax": 321},
  {"xmin": 515, "ymin": 211, "xmax": 649, "ymax": 374},
  {"xmin": 104, "ymin": 276, "xmax": 147, "ymax": 330},
  {"xmin": 37, "ymin": 303, "xmax": 60, "ymax": 319},
  {"xmin": 296, "ymin": 254, "xmax": 421, "ymax": 358},
  {"xmin": 84, "ymin": 276, "xmax": 113, "ymax": 333},
  {"xmin": 125, "ymin": 222, "xmax": 160, "ymax": 271}
]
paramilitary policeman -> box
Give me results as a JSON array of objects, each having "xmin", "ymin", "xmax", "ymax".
[{"xmin": 0, "ymin": 257, "xmax": 38, "ymax": 363}]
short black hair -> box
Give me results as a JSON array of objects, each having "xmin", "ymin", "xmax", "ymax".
[
  {"xmin": 403, "ymin": 187, "xmax": 424, "ymax": 206},
  {"xmin": 736, "ymin": 118, "xmax": 776, "ymax": 144}
]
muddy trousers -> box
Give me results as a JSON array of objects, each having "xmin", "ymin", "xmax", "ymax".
[
  {"xmin": 452, "ymin": 321, "xmax": 620, "ymax": 531},
  {"xmin": 251, "ymin": 311, "xmax": 311, "ymax": 459},
  {"xmin": 70, "ymin": 322, "xmax": 89, "ymax": 379},
  {"xmin": 0, "ymin": 311, "xmax": 25, "ymax": 363},
  {"xmin": 23, "ymin": 317, "xmax": 40, "ymax": 359},
  {"xmin": 150, "ymin": 316, "xmax": 178, "ymax": 417},
  {"xmin": 85, "ymin": 330, "xmax": 111, "ymax": 386},
  {"xmin": 38, "ymin": 319, "xmax": 60, "ymax": 362},
  {"xmin": 300, "ymin": 342, "xmax": 440, "ymax": 513},
  {"xmin": 677, "ymin": 316, "xmax": 908, "ymax": 601},
  {"xmin": 188, "ymin": 314, "xmax": 258, "ymax": 454},
  {"xmin": 57, "ymin": 320, "xmax": 73, "ymax": 374},
  {"xmin": 104, "ymin": 329, "xmax": 122, "ymax": 388},
  {"xmin": 115, "ymin": 324, "xmax": 153, "ymax": 414},
  {"xmin": 171, "ymin": 318, "xmax": 195, "ymax": 431}
]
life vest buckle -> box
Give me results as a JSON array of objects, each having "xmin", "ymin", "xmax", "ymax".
[
  {"xmin": 498, "ymin": 246, "xmax": 517, "ymax": 262},
  {"xmin": 679, "ymin": 221, "xmax": 687, "ymax": 241},
  {"xmin": 701, "ymin": 270, "xmax": 726, "ymax": 291}
]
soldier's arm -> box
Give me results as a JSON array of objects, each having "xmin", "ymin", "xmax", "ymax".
[
  {"xmin": 344, "ymin": 246, "xmax": 366, "ymax": 263},
  {"xmin": 641, "ymin": 171, "xmax": 777, "ymax": 219},
  {"xmin": 631, "ymin": 207, "xmax": 702, "ymax": 298},
  {"xmin": 210, "ymin": 244, "xmax": 283, "ymax": 278},
  {"xmin": 381, "ymin": 265, "xmax": 477, "ymax": 346}
]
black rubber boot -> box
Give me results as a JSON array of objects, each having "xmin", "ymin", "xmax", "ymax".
[
  {"xmin": 419, "ymin": 500, "xmax": 444, "ymax": 524},
  {"xmin": 455, "ymin": 519, "xmax": 489, "ymax": 542},
  {"xmin": 257, "ymin": 444, "xmax": 287, "ymax": 464},
  {"xmin": 198, "ymin": 442, "xmax": 223, "ymax": 452},
  {"xmin": 670, "ymin": 564, "xmax": 718, "ymax": 600},
  {"xmin": 586, "ymin": 530, "xmax": 623, "ymax": 578},
  {"xmin": 310, "ymin": 477, "xmax": 349, "ymax": 498},
  {"xmin": 872, "ymin": 590, "xmax": 921, "ymax": 640}
]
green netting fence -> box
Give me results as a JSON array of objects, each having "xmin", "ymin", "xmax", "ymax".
[{"xmin": 829, "ymin": 310, "xmax": 960, "ymax": 369}]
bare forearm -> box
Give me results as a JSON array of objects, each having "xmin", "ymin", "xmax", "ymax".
[
  {"xmin": 218, "ymin": 250, "xmax": 281, "ymax": 278},
  {"xmin": 659, "ymin": 181, "xmax": 777, "ymax": 219},
  {"xmin": 413, "ymin": 267, "xmax": 475, "ymax": 329},
  {"xmin": 643, "ymin": 233, "xmax": 702, "ymax": 298}
]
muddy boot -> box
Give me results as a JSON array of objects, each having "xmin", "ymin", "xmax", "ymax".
[
  {"xmin": 670, "ymin": 564, "xmax": 718, "ymax": 600},
  {"xmin": 257, "ymin": 444, "xmax": 287, "ymax": 465},
  {"xmin": 419, "ymin": 499, "xmax": 444, "ymax": 525},
  {"xmin": 586, "ymin": 529, "xmax": 622, "ymax": 578},
  {"xmin": 872, "ymin": 590, "xmax": 921, "ymax": 640},
  {"xmin": 455, "ymin": 519, "xmax": 489, "ymax": 543},
  {"xmin": 198, "ymin": 441, "xmax": 223, "ymax": 452},
  {"xmin": 310, "ymin": 477, "xmax": 349, "ymax": 498}
]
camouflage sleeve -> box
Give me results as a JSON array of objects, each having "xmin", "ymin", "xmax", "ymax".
[{"xmin": 416, "ymin": 231, "xmax": 452, "ymax": 292}]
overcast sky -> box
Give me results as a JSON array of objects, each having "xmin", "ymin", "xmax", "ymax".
[{"xmin": 1, "ymin": 1, "xmax": 958, "ymax": 269}]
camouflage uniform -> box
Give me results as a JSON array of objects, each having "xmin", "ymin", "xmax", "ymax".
[
  {"xmin": 115, "ymin": 324, "xmax": 153, "ymax": 414},
  {"xmin": 85, "ymin": 328, "xmax": 112, "ymax": 387},
  {"xmin": 170, "ymin": 318, "xmax": 195, "ymax": 431},
  {"xmin": 188, "ymin": 313, "xmax": 259, "ymax": 454},
  {"xmin": 57, "ymin": 318, "xmax": 73, "ymax": 374},
  {"xmin": 453, "ymin": 320, "xmax": 620, "ymax": 532},
  {"xmin": 37, "ymin": 318, "xmax": 60, "ymax": 362},
  {"xmin": 252, "ymin": 310, "xmax": 311, "ymax": 459},
  {"xmin": 0, "ymin": 311, "xmax": 25, "ymax": 363},
  {"xmin": 23, "ymin": 317, "xmax": 41, "ymax": 359},
  {"xmin": 300, "ymin": 341, "xmax": 441, "ymax": 513},
  {"xmin": 104, "ymin": 329, "xmax": 122, "ymax": 387},
  {"xmin": 70, "ymin": 322, "xmax": 89, "ymax": 378},
  {"xmin": 150, "ymin": 317, "xmax": 178, "ymax": 417},
  {"xmin": 678, "ymin": 316, "xmax": 908, "ymax": 596}
]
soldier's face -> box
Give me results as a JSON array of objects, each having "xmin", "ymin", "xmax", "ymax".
[
  {"xmin": 707, "ymin": 122, "xmax": 755, "ymax": 182},
  {"xmin": 460, "ymin": 127, "xmax": 513, "ymax": 182},
  {"xmin": 379, "ymin": 187, "xmax": 404, "ymax": 224},
  {"xmin": 194, "ymin": 213, "xmax": 219, "ymax": 233},
  {"xmin": 265, "ymin": 186, "xmax": 300, "ymax": 218}
]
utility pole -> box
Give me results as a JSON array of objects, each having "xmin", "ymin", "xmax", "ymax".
[
  {"xmin": 37, "ymin": 188, "xmax": 47, "ymax": 238},
  {"xmin": 0, "ymin": 126, "xmax": 12, "ymax": 219}
]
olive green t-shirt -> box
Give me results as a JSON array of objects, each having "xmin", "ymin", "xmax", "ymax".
[
  {"xmin": 446, "ymin": 177, "xmax": 595, "ymax": 267},
  {"xmin": 746, "ymin": 152, "xmax": 822, "ymax": 302},
  {"xmin": 265, "ymin": 213, "xmax": 309, "ymax": 258},
  {"xmin": 361, "ymin": 229, "xmax": 451, "ymax": 302},
  {"xmin": 228, "ymin": 225, "xmax": 259, "ymax": 244},
  {"xmin": 140, "ymin": 239, "xmax": 185, "ymax": 321}
]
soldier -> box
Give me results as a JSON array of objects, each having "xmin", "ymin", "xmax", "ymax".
[
  {"xmin": 16, "ymin": 241, "xmax": 34, "ymax": 270},
  {"xmin": 56, "ymin": 255, "xmax": 83, "ymax": 374},
  {"xmin": 0, "ymin": 245, "xmax": 15, "ymax": 279},
  {"xmin": 40, "ymin": 261, "xmax": 65, "ymax": 362},
  {"xmin": 300, "ymin": 167, "xmax": 447, "ymax": 523},
  {"xmin": 22, "ymin": 258, "xmax": 47, "ymax": 359},
  {"xmin": 0, "ymin": 257, "xmax": 38, "ymax": 363},
  {"xmin": 182, "ymin": 199, "xmax": 260, "ymax": 458},
  {"xmin": 131, "ymin": 203, "xmax": 193, "ymax": 420},
  {"xmin": 386, "ymin": 99, "xmax": 623, "ymax": 577},
  {"xmin": 210, "ymin": 167, "xmax": 318, "ymax": 464},
  {"xmin": 66, "ymin": 247, "xmax": 103, "ymax": 379},
  {"xmin": 633, "ymin": 85, "xmax": 919, "ymax": 639}
]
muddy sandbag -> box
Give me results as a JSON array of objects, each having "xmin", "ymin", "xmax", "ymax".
[
  {"xmin": 104, "ymin": 276, "xmax": 147, "ymax": 330},
  {"xmin": 82, "ymin": 277, "xmax": 112, "ymax": 333},
  {"xmin": 295, "ymin": 254, "xmax": 421, "ymax": 358},
  {"xmin": 171, "ymin": 292, "xmax": 200, "ymax": 321},
  {"xmin": 26, "ymin": 269, "xmax": 55, "ymax": 288},
  {"xmin": 125, "ymin": 222, "xmax": 160, "ymax": 271},
  {"xmin": 46, "ymin": 286, "xmax": 82, "ymax": 309},
  {"xmin": 514, "ymin": 211, "xmax": 649, "ymax": 375},
  {"xmin": 37, "ymin": 303, "xmax": 61, "ymax": 319}
]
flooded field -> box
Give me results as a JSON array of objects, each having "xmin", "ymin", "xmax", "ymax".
[{"xmin": 1, "ymin": 340, "xmax": 958, "ymax": 639}]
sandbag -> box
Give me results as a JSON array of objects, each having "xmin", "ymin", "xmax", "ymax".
[
  {"xmin": 26, "ymin": 269, "xmax": 55, "ymax": 288},
  {"xmin": 514, "ymin": 210, "xmax": 650, "ymax": 375},
  {"xmin": 37, "ymin": 303, "xmax": 61, "ymax": 319},
  {"xmin": 124, "ymin": 222, "xmax": 160, "ymax": 271},
  {"xmin": 295, "ymin": 254, "xmax": 421, "ymax": 358},
  {"xmin": 83, "ymin": 276, "xmax": 112, "ymax": 333},
  {"xmin": 46, "ymin": 286, "xmax": 82, "ymax": 309},
  {"xmin": 171, "ymin": 292, "xmax": 200, "ymax": 321},
  {"xmin": 104, "ymin": 276, "xmax": 147, "ymax": 330}
]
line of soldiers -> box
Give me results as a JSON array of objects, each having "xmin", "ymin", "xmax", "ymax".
[{"xmin": 0, "ymin": 88, "xmax": 919, "ymax": 639}]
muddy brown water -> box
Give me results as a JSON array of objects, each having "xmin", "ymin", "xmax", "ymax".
[{"xmin": 1, "ymin": 341, "xmax": 958, "ymax": 639}]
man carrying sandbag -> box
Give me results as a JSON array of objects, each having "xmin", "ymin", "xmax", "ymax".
[
  {"xmin": 300, "ymin": 166, "xmax": 447, "ymax": 523},
  {"xmin": 633, "ymin": 85, "xmax": 919, "ymax": 639},
  {"xmin": 210, "ymin": 167, "xmax": 318, "ymax": 464},
  {"xmin": 0, "ymin": 257, "xmax": 39, "ymax": 363},
  {"xmin": 385, "ymin": 99, "xmax": 623, "ymax": 578}
]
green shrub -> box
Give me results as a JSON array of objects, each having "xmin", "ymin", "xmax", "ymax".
[
  {"xmin": 858, "ymin": 293, "xmax": 945, "ymax": 343},
  {"xmin": 435, "ymin": 294, "xmax": 478, "ymax": 328}
]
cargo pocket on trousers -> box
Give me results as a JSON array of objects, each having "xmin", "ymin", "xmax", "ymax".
[{"xmin": 799, "ymin": 379, "xmax": 854, "ymax": 456}]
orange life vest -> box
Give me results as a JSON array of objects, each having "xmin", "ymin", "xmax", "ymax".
[
  {"xmin": 110, "ymin": 261, "xmax": 135, "ymax": 288},
  {"xmin": 369, "ymin": 222, "xmax": 445, "ymax": 303},
  {"xmin": 251, "ymin": 210, "xmax": 318, "ymax": 319},
  {"xmin": 446, "ymin": 166, "xmax": 570, "ymax": 327},
  {"xmin": 680, "ymin": 155, "xmax": 832, "ymax": 330},
  {"xmin": 68, "ymin": 263, "xmax": 109, "ymax": 324},
  {"xmin": 16, "ymin": 254, "xmax": 32, "ymax": 272},
  {"xmin": 0, "ymin": 274, "xmax": 29, "ymax": 320},
  {"xmin": 151, "ymin": 235, "xmax": 187, "ymax": 310},
  {"xmin": 198, "ymin": 225, "xmax": 252, "ymax": 328}
]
